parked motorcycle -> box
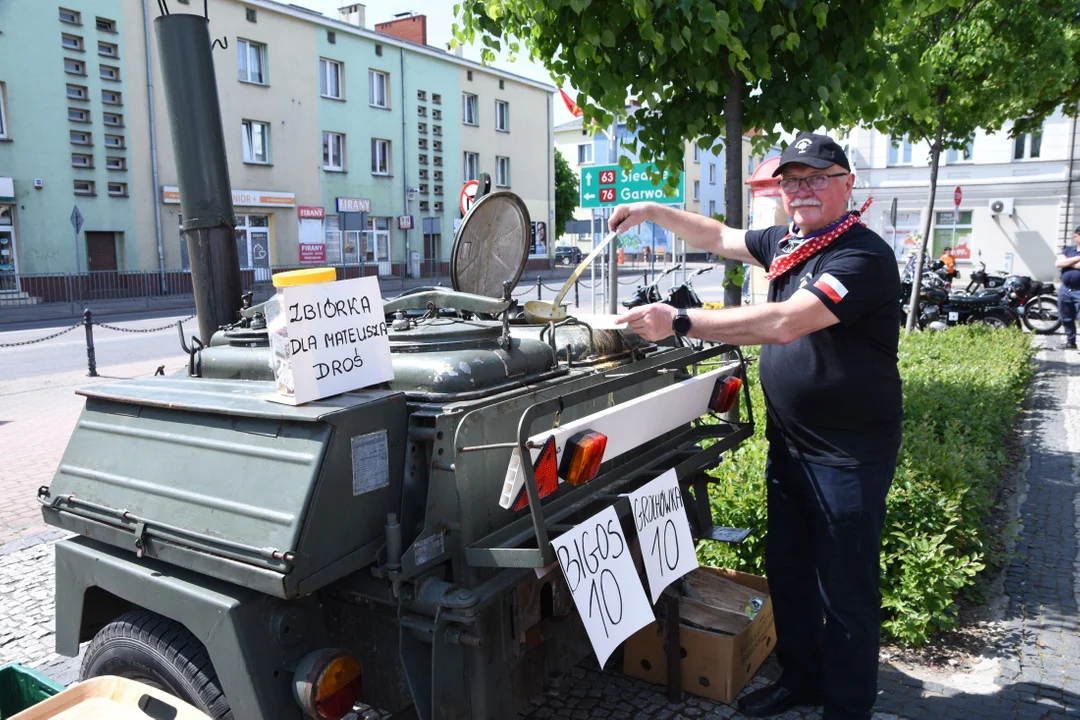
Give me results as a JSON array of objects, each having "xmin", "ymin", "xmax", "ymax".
[
  {"xmin": 622, "ymin": 264, "xmax": 684, "ymax": 309},
  {"xmin": 901, "ymin": 265, "xmax": 1018, "ymax": 330},
  {"xmin": 963, "ymin": 262, "xmax": 1061, "ymax": 334}
]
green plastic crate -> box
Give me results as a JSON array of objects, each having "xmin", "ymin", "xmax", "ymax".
[{"xmin": 0, "ymin": 663, "xmax": 64, "ymax": 719}]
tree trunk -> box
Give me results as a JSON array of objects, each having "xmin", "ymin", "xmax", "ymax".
[
  {"xmin": 723, "ymin": 68, "xmax": 744, "ymax": 308},
  {"xmin": 904, "ymin": 127, "xmax": 945, "ymax": 334}
]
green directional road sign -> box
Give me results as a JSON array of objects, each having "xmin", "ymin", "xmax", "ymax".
[{"xmin": 579, "ymin": 162, "xmax": 685, "ymax": 209}]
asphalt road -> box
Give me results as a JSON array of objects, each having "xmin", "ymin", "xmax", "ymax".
[{"xmin": 0, "ymin": 264, "xmax": 730, "ymax": 382}]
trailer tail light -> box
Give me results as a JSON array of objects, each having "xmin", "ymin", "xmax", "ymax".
[
  {"xmin": 559, "ymin": 430, "xmax": 608, "ymax": 486},
  {"xmin": 294, "ymin": 649, "xmax": 362, "ymax": 720},
  {"xmin": 513, "ymin": 436, "xmax": 559, "ymax": 510},
  {"xmin": 709, "ymin": 376, "xmax": 742, "ymax": 415}
]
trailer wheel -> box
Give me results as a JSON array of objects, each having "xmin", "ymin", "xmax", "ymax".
[{"xmin": 80, "ymin": 609, "xmax": 234, "ymax": 719}]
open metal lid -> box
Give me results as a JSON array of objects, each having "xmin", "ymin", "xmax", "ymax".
[{"xmin": 451, "ymin": 191, "xmax": 531, "ymax": 298}]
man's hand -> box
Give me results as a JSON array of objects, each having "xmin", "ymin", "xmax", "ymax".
[
  {"xmin": 608, "ymin": 203, "xmax": 658, "ymax": 234},
  {"xmin": 616, "ymin": 303, "xmax": 678, "ymax": 342}
]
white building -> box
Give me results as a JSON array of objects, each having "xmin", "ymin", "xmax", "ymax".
[{"xmin": 840, "ymin": 107, "xmax": 1079, "ymax": 280}]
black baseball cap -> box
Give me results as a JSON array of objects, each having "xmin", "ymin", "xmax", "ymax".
[{"xmin": 772, "ymin": 132, "xmax": 851, "ymax": 176}]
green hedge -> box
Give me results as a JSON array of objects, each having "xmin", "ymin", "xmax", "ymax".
[{"xmin": 697, "ymin": 326, "xmax": 1035, "ymax": 646}]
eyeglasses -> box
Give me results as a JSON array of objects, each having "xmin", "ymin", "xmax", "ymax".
[{"xmin": 779, "ymin": 172, "xmax": 849, "ymax": 195}]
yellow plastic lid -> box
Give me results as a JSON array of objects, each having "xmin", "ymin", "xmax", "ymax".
[{"xmin": 272, "ymin": 267, "xmax": 337, "ymax": 288}]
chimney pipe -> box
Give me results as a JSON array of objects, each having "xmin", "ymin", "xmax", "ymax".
[{"xmin": 154, "ymin": 13, "xmax": 242, "ymax": 345}]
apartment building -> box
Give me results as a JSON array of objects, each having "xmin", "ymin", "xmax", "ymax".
[
  {"xmin": 0, "ymin": 0, "xmax": 139, "ymax": 292},
  {"xmin": 0, "ymin": 0, "xmax": 555, "ymax": 294},
  {"xmin": 839, "ymin": 109, "xmax": 1079, "ymax": 279}
]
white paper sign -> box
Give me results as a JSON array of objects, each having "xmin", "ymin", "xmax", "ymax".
[
  {"xmin": 551, "ymin": 505, "xmax": 654, "ymax": 668},
  {"xmin": 277, "ymin": 276, "xmax": 394, "ymax": 404},
  {"xmin": 627, "ymin": 469, "xmax": 699, "ymax": 603}
]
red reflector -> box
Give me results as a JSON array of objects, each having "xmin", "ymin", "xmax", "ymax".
[
  {"xmin": 558, "ymin": 430, "xmax": 608, "ymax": 486},
  {"xmin": 513, "ymin": 435, "xmax": 559, "ymax": 510},
  {"xmin": 709, "ymin": 376, "xmax": 743, "ymax": 414},
  {"xmin": 316, "ymin": 676, "xmax": 362, "ymax": 719}
]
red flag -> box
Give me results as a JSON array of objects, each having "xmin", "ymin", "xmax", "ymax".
[{"xmin": 559, "ymin": 88, "xmax": 583, "ymax": 118}]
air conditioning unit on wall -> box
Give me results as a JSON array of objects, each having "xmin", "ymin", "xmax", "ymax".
[{"xmin": 989, "ymin": 198, "xmax": 1015, "ymax": 216}]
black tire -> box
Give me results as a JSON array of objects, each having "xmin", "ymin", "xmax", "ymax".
[
  {"xmin": 80, "ymin": 610, "xmax": 234, "ymax": 719},
  {"xmin": 561, "ymin": 256, "xmax": 571, "ymax": 266},
  {"xmin": 977, "ymin": 310, "xmax": 1012, "ymax": 329},
  {"xmin": 1021, "ymin": 295, "xmax": 1062, "ymax": 334}
]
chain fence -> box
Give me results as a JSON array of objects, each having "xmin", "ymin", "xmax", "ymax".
[
  {"xmin": 94, "ymin": 314, "xmax": 196, "ymax": 334},
  {"xmin": 0, "ymin": 322, "xmax": 83, "ymax": 348}
]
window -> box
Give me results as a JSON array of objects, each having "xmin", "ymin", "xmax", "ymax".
[
  {"xmin": 693, "ymin": 144, "xmax": 701, "ymax": 163},
  {"xmin": 369, "ymin": 70, "xmax": 388, "ymax": 108},
  {"xmin": 100, "ymin": 65, "xmax": 120, "ymax": 81},
  {"xmin": 65, "ymin": 58, "xmax": 86, "ymax": 75},
  {"xmin": 433, "ymin": 141, "xmax": 442, "ymax": 152},
  {"xmin": 462, "ymin": 93, "xmax": 477, "ymax": 126},
  {"xmin": 432, "ymin": 93, "xmax": 441, "ymax": 105},
  {"xmin": 1013, "ymin": 130, "xmax": 1042, "ymax": 160},
  {"xmin": 108, "ymin": 182, "xmax": 128, "ymax": 197},
  {"xmin": 418, "ymin": 106, "xmax": 427, "ymax": 117},
  {"xmin": 499, "ymin": 79, "xmax": 505, "ymax": 90},
  {"xmin": 577, "ymin": 143, "xmax": 593, "ymax": 164},
  {"xmin": 74, "ymin": 180, "xmax": 96, "ymax": 195},
  {"xmin": 72, "ymin": 153, "xmax": 93, "ymax": 168},
  {"xmin": 103, "ymin": 112, "xmax": 123, "ymax": 127},
  {"xmin": 888, "ymin": 135, "xmax": 912, "ymax": 165},
  {"xmin": 709, "ymin": 164, "xmax": 716, "ymax": 184},
  {"xmin": 693, "ymin": 180, "xmax": 700, "ymax": 201},
  {"xmin": 59, "ymin": 8, "xmax": 81, "ymax": 24},
  {"xmin": 418, "ymin": 122, "xmax": 427, "ymax": 135},
  {"xmin": 417, "ymin": 90, "xmax": 427, "ymax": 102},
  {"xmin": 327, "ymin": 30, "xmax": 336, "ymax": 44},
  {"xmin": 418, "ymin": 154, "xmax": 428, "ymax": 165},
  {"xmin": 105, "ymin": 156, "xmax": 126, "ymax": 170},
  {"xmin": 242, "ymin": 120, "xmax": 269, "ymax": 163},
  {"xmin": 61, "ymin": 34, "xmax": 83, "ymax": 51},
  {"xmin": 237, "ymin": 40, "xmax": 265, "ymax": 84},
  {"xmin": 104, "ymin": 134, "xmax": 124, "ymax": 148},
  {"xmin": 245, "ymin": 7, "xmax": 256, "ymax": 22},
  {"xmin": 433, "ymin": 170, "xmax": 443, "ymax": 181},
  {"xmin": 67, "ymin": 84, "xmax": 88, "ymax": 100},
  {"xmin": 323, "ymin": 131, "xmax": 344, "ymax": 171},
  {"xmin": 419, "ymin": 168, "xmax": 429, "ymax": 179},
  {"xmin": 98, "ymin": 41, "xmax": 118, "ymax": 58},
  {"xmin": 467, "ymin": 70, "xmax": 473, "ymax": 81},
  {"xmin": 434, "ymin": 201, "xmax": 443, "ymax": 212},
  {"xmin": 420, "ymin": 201, "xmax": 430, "ymax": 212},
  {"xmin": 418, "ymin": 138, "xmax": 428, "ymax": 151},
  {"xmin": 68, "ymin": 107, "xmax": 89, "ymax": 122},
  {"xmin": 419, "ymin": 184, "xmax": 429, "ymax": 195},
  {"xmin": 371, "ymin": 138, "xmax": 390, "ymax": 175},
  {"xmin": 495, "ymin": 100, "xmax": 509, "ymax": 132},
  {"xmin": 101, "ymin": 90, "xmax": 121, "ymax": 105},
  {"xmin": 932, "ymin": 210, "xmax": 972, "ymax": 257},
  {"xmin": 748, "ymin": 156, "xmax": 755, "ymax": 174},
  {"xmin": 95, "ymin": 17, "xmax": 116, "ymax": 32},
  {"xmin": 434, "ymin": 185, "xmax": 442, "ymax": 195},
  {"xmin": 0, "ymin": 86, "xmax": 7, "ymax": 139},
  {"xmin": 708, "ymin": 199, "xmax": 716, "ymax": 216},
  {"xmin": 319, "ymin": 59, "xmax": 342, "ymax": 99},
  {"xmin": 432, "ymin": 125, "xmax": 441, "ymax": 136},
  {"xmin": 946, "ymin": 140, "xmax": 974, "ymax": 164},
  {"xmin": 432, "ymin": 109, "xmax": 442, "ymax": 120},
  {"xmin": 433, "ymin": 155, "xmax": 442, "ymax": 167},
  {"xmin": 463, "ymin": 151, "xmax": 478, "ymax": 181},
  {"xmin": 496, "ymin": 156, "xmax": 510, "ymax": 187},
  {"xmin": 70, "ymin": 130, "xmax": 92, "ymax": 145}
]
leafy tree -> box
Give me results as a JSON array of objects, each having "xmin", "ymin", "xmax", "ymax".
[
  {"xmin": 453, "ymin": 0, "xmax": 897, "ymax": 306},
  {"xmin": 876, "ymin": 0, "xmax": 1080, "ymax": 333},
  {"xmin": 553, "ymin": 148, "xmax": 579, "ymax": 238}
]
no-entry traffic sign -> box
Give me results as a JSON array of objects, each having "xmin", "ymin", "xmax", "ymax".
[
  {"xmin": 954, "ymin": 186, "xmax": 962, "ymax": 207},
  {"xmin": 460, "ymin": 180, "xmax": 479, "ymax": 216}
]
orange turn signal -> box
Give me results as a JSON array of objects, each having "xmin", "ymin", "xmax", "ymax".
[
  {"xmin": 513, "ymin": 435, "xmax": 559, "ymax": 510},
  {"xmin": 709, "ymin": 376, "xmax": 743, "ymax": 415},
  {"xmin": 293, "ymin": 649, "xmax": 363, "ymax": 720},
  {"xmin": 558, "ymin": 430, "xmax": 608, "ymax": 486}
]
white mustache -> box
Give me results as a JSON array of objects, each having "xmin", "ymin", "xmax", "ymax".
[{"xmin": 789, "ymin": 198, "xmax": 822, "ymax": 208}]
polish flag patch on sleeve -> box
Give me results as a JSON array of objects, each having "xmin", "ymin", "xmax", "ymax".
[{"xmin": 814, "ymin": 273, "xmax": 849, "ymax": 303}]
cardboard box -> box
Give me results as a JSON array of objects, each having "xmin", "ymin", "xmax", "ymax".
[{"xmin": 622, "ymin": 567, "xmax": 776, "ymax": 704}]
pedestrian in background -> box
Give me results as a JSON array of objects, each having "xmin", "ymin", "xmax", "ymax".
[{"xmin": 1056, "ymin": 226, "xmax": 1080, "ymax": 350}]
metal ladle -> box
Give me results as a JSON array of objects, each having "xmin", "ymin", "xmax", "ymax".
[{"xmin": 523, "ymin": 231, "xmax": 619, "ymax": 323}]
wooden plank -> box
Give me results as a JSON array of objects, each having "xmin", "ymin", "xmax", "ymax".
[{"xmin": 677, "ymin": 569, "xmax": 768, "ymax": 635}]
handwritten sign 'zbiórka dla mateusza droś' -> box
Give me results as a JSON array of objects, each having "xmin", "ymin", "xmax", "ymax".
[{"xmin": 272, "ymin": 276, "xmax": 394, "ymax": 404}]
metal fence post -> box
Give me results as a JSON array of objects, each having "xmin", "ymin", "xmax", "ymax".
[
  {"xmin": 536, "ymin": 275, "xmax": 542, "ymax": 300},
  {"xmin": 84, "ymin": 309, "xmax": 98, "ymax": 377},
  {"xmin": 574, "ymin": 278, "xmax": 580, "ymax": 308},
  {"xmin": 643, "ymin": 270, "xmax": 648, "ymax": 287}
]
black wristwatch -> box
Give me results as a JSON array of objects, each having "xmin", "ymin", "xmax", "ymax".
[{"xmin": 672, "ymin": 308, "xmax": 692, "ymax": 336}]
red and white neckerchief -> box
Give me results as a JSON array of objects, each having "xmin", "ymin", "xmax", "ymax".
[{"xmin": 765, "ymin": 197, "xmax": 874, "ymax": 281}]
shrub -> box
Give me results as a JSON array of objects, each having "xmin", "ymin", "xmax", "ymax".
[{"xmin": 697, "ymin": 326, "xmax": 1034, "ymax": 646}]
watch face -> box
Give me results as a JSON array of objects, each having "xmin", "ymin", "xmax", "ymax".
[{"xmin": 673, "ymin": 311, "xmax": 692, "ymax": 335}]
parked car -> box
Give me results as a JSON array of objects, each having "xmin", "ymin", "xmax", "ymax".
[{"xmin": 555, "ymin": 245, "xmax": 583, "ymax": 266}]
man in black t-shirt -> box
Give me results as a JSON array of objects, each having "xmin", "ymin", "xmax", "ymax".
[
  {"xmin": 1055, "ymin": 227, "xmax": 1080, "ymax": 350},
  {"xmin": 612, "ymin": 133, "xmax": 901, "ymax": 720}
]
